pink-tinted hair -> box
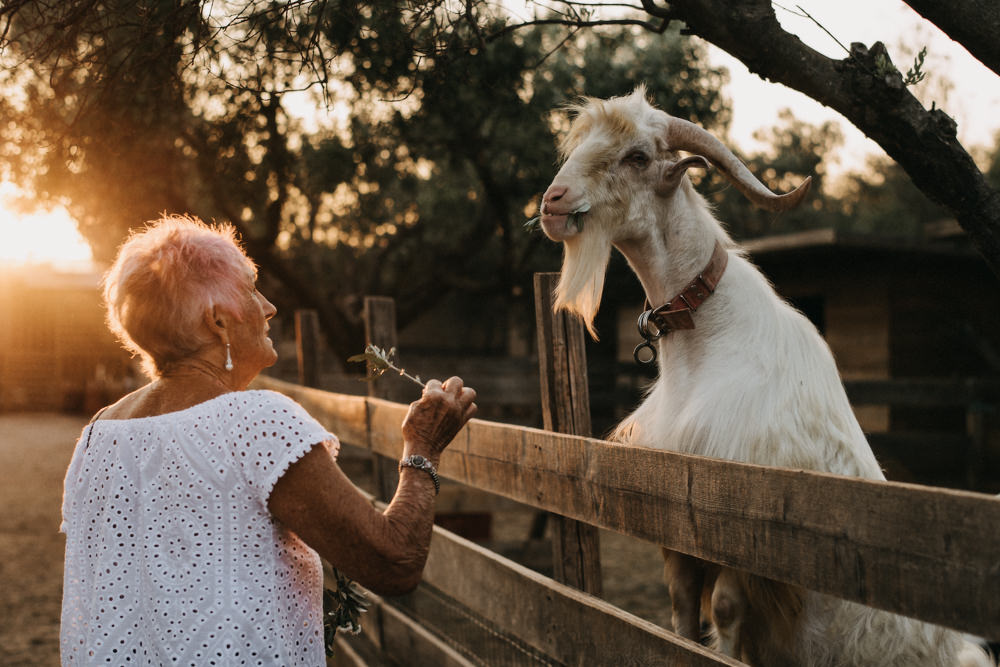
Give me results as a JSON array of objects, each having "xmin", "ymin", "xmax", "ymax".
[{"xmin": 103, "ymin": 215, "xmax": 255, "ymax": 377}]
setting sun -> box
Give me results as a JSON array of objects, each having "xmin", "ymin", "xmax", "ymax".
[{"xmin": 0, "ymin": 183, "xmax": 94, "ymax": 269}]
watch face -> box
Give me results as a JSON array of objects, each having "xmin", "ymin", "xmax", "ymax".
[{"xmin": 410, "ymin": 455, "xmax": 426, "ymax": 467}]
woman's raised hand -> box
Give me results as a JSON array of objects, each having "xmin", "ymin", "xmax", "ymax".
[{"xmin": 401, "ymin": 376, "xmax": 477, "ymax": 457}]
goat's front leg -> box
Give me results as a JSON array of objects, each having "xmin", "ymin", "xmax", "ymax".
[
  {"xmin": 662, "ymin": 549, "xmax": 706, "ymax": 642},
  {"xmin": 710, "ymin": 567, "xmax": 747, "ymax": 658}
]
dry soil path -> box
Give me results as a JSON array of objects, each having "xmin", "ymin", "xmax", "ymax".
[{"xmin": 0, "ymin": 412, "xmax": 86, "ymax": 666}]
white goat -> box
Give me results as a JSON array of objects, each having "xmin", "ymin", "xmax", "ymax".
[{"xmin": 537, "ymin": 87, "xmax": 992, "ymax": 667}]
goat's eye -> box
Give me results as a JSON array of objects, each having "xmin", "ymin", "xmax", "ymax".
[{"xmin": 623, "ymin": 150, "xmax": 650, "ymax": 168}]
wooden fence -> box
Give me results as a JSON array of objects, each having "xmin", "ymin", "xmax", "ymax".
[
  {"xmin": 843, "ymin": 378, "xmax": 999, "ymax": 490},
  {"xmin": 253, "ymin": 274, "xmax": 1000, "ymax": 666}
]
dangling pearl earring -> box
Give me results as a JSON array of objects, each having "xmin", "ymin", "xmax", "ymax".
[{"xmin": 225, "ymin": 343, "xmax": 234, "ymax": 371}]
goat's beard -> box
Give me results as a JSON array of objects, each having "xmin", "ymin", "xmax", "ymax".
[{"xmin": 554, "ymin": 227, "xmax": 613, "ymax": 339}]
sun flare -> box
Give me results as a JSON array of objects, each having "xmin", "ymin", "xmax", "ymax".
[{"xmin": 0, "ymin": 183, "xmax": 94, "ymax": 269}]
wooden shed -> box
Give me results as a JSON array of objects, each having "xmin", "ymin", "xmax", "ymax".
[{"xmin": 0, "ymin": 266, "xmax": 134, "ymax": 413}]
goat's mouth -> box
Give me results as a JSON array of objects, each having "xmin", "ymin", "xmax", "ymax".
[
  {"xmin": 540, "ymin": 203, "xmax": 590, "ymax": 241},
  {"xmin": 540, "ymin": 213, "xmax": 576, "ymax": 241}
]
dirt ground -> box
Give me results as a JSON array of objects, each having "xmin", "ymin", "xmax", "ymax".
[
  {"xmin": 0, "ymin": 412, "xmax": 86, "ymax": 666},
  {"xmin": 0, "ymin": 412, "xmax": 673, "ymax": 667}
]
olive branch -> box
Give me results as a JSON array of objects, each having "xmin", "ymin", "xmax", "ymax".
[{"xmin": 348, "ymin": 343, "xmax": 426, "ymax": 387}]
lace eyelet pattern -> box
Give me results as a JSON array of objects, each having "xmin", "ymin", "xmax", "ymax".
[{"xmin": 60, "ymin": 390, "xmax": 337, "ymax": 665}]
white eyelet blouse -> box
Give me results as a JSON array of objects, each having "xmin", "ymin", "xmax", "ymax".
[{"xmin": 60, "ymin": 390, "xmax": 337, "ymax": 666}]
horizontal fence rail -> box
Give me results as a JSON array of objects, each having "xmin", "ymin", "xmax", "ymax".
[
  {"xmin": 253, "ymin": 375, "xmax": 1000, "ymax": 641},
  {"xmin": 843, "ymin": 378, "xmax": 1000, "ymax": 407},
  {"xmin": 413, "ymin": 517, "xmax": 741, "ymax": 666}
]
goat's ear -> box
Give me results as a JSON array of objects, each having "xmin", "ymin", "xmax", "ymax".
[{"xmin": 655, "ymin": 155, "xmax": 711, "ymax": 196}]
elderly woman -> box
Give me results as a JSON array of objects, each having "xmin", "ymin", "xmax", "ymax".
[{"xmin": 60, "ymin": 215, "xmax": 477, "ymax": 665}]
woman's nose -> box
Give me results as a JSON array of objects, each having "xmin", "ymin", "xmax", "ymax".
[{"xmin": 261, "ymin": 293, "xmax": 277, "ymax": 319}]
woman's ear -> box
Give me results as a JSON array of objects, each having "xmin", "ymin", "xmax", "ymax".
[{"xmin": 204, "ymin": 306, "xmax": 230, "ymax": 344}]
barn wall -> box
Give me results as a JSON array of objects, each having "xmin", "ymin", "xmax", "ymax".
[
  {"xmin": 751, "ymin": 249, "xmax": 892, "ymax": 432},
  {"xmin": 0, "ymin": 269, "xmax": 133, "ymax": 413}
]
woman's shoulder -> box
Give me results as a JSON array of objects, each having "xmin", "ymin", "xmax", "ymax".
[
  {"xmin": 228, "ymin": 390, "xmax": 335, "ymax": 449},
  {"xmin": 233, "ymin": 389, "xmax": 304, "ymax": 412},
  {"xmin": 230, "ymin": 390, "xmax": 327, "ymax": 427},
  {"xmin": 96, "ymin": 385, "xmax": 156, "ymax": 421},
  {"xmin": 93, "ymin": 388, "xmax": 296, "ymax": 423}
]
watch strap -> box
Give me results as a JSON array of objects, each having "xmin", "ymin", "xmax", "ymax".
[{"xmin": 399, "ymin": 454, "xmax": 440, "ymax": 495}]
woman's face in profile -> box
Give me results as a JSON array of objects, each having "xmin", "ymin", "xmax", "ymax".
[{"xmin": 230, "ymin": 269, "xmax": 278, "ymax": 373}]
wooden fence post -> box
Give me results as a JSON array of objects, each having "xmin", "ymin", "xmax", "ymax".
[
  {"xmin": 363, "ymin": 296, "xmax": 401, "ymax": 502},
  {"xmin": 294, "ymin": 309, "xmax": 321, "ymax": 388},
  {"xmin": 966, "ymin": 393, "xmax": 988, "ymax": 491},
  {"xmin": 534, "ymin": 272, "xmax": 603, "ymax": 596}
]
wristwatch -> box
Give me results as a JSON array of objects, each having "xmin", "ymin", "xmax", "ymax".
[{"xmin": 399, "ymin": 454, "xmax": 440, "ymax": 495}]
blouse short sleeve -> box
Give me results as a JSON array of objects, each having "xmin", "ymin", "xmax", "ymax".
[{"xmin": 232, "ymin": 390, "xmax": 339, "ymax": 504}]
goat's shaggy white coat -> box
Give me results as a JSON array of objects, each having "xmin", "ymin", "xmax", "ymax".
[{"xmin": 538, "ymin": 88, "xmax": 992, "ymax": 667}]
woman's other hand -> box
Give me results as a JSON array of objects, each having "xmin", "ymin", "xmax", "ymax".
[{"xmin": 401, "ymin": 377, "xmax": 477, "ymax": 458}]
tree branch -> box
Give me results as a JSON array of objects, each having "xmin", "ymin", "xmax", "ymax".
[
  {"xmin": 903, "ymin": 0, "xmax": 1000, "ymax": 77},
  {"xmin": 661, "ymin": 0, "xmax": 1000, "ymax": 277}
]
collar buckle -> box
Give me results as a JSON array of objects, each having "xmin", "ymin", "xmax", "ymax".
[{"xmin": 632, "ymin": 241, "xmax": 729, "ymax": 366}]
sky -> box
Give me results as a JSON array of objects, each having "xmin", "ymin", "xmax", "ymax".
[
  {"xmin": 0, "ymin": 183, "xmax": 95, "ymax": 269},
  {"xmin": 713, "ymin": 0, "xmax": 1000, "ymax": 174},
  {"xmin": 2, "ymin": 1, "xmax": 998, "ymax": 267}
]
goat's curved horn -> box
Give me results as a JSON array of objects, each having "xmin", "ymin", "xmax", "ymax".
[{"xmin": 666, "ymin": 117, "xmax": 812, "ymax": 212}]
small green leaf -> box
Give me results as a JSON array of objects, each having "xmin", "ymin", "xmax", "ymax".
[
  {"xmin": 347, "ymin": 343, "xmax": 425, "ymax": 387},
  {"xmin": 523, "ymin": 215, "xmax": 541, "ymax": 231}
]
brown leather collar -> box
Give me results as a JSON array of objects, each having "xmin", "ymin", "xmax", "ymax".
[{"xmin": 634, "ymin": 240, "xmax": 729, "ymax": 363}]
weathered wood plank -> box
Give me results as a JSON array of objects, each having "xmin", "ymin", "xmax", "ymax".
[
  {"xmin": 534, "ymin": 273, "xmax": 594, "ymax": 438},
  {"xmin": 363, "ymin": 593, "xmax": 477, "ymax": 667},
  {"xmin": 327, "ymin": 635, "xmax": 370, "ymax": 667},
  {"xmin": 294, "ymin": 309, "xmax": 321, "ymax": 389},
  {"xmin": 444, "ymin": 419, "xmax": 1000, "ymax": 638},
  {"xmin": 363, "ymin": 296, "xmax": 401, "ymax": 501},
  {"xmin": 366, "ymin": 399, "xmax": 409, "ymax": 459},
  {"xmin": 417, "ymin": 524, "xmax": 742, "ymax": 666},
  {"xmin": 261, "ymin": 384, "xmax": 1000, "ymax": 638},
  {"xmin": 534, "ymin": 272, "xmax": 603, "ymax": 596},
  {"xmin": 844, "ymin": 378, "xmax": 1000, "ymax": 406}
]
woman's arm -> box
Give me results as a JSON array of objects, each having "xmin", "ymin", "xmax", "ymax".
[{"xmin": 268, "ymin": 377, "xmax": 476, "ymax": 595}]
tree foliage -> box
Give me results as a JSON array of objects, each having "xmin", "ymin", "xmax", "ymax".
[
  {"xmin": 4, "ymin": 0, "xmax": 986, "ymax": 369},
  {"xmin": 0, "ymin": 1, "xmax": 733, "ymax": 365}
]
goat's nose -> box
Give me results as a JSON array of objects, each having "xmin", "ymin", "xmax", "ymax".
[{"xmin": 543, "ymin": 184, "xmax": 567, "ymax": 204}]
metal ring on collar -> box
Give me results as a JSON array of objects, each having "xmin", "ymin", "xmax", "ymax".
[
  {"xmin": 637, "ymin": 310, "xmax": 664, "ymax": 341},
  {"xmin": 633, "ymin": 340, "xmax": 658, "ymax": 365}
]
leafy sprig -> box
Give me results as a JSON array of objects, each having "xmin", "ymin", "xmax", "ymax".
[
  {"xmin": 873, "ymin": 47, "xmax": 927, "ymax": 86},
  {"xmin": 524, "ymin": 202, "xmax": 591, "ymax": 233},
  {"xmin": 348, "ymin": 343, "xmax": 425, "ymax": 387},
  {"xmin": 323, "ymin": 569, "xmax": 370, "ymax": 656},
  {"xmin": 903, "ymin": 46, "xmax": 928, "ymax": 86}
]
